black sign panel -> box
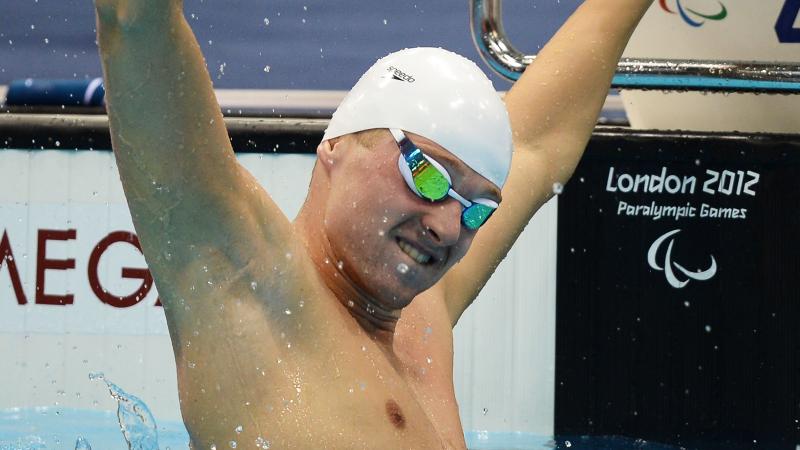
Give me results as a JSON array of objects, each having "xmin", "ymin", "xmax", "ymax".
[{"xmin": 555, "ymin": 129, "xmax": 800, "ymax": 450}]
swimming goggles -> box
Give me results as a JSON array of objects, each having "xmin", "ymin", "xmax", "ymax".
[{"xmin": 390, "ymin": 128, "xmax": 498, "ymax": 230}]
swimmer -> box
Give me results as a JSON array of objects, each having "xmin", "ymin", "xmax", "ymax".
[{"xmin": 94, "ymin": 0, "xmax": 655, "ymax": 448}]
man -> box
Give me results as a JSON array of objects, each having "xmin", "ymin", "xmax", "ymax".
[{"xmin": 94, "ymin": 0, "xmax": 654, "ymax": 448}]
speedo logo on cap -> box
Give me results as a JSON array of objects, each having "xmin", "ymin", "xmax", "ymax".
[{"xmin": 386, "ymin": 65, "xmax": 415, "ymax": 83}]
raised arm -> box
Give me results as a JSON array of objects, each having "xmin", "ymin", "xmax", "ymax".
[
  {"xmin": 95, "ymin": 0, "xmax": 294, "ymax": 325},
  {"xmin": 95, "ymin": 1, "xmax": 309, "ymax": 442},
  {"xmin": 443, "ymin": 0, "xmax": 655, "ymax": 324}
]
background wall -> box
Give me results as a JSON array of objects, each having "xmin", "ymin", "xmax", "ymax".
[{"xmin": 0, "ymin": 0, "xmax": 581, "ymax": 90}]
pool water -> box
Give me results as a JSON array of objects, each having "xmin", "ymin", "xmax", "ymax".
[{"xmin": 0, "ymin": 407, "xmax": 189, "ymax": 450}]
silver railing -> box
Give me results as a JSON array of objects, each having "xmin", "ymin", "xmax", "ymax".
[{"xmin": 470, "ymin": 0, "xmax": 800, "ymax": 93}]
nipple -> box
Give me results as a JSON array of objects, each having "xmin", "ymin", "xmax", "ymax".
[{"xmin": 385, "ymin": 399, "xmax": 406, "ymax": 429}]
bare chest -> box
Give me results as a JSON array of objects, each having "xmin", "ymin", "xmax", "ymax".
[{"xmin": 275, "ymin": 289, "xmax": 466, "ymax": 448}]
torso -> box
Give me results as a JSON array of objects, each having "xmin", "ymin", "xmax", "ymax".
[{"xmin": 174, "ymin": 241, "xmax": 466, "ymax": 449}]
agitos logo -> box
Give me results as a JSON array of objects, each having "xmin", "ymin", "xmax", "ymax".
[
  {"xmin": 659, "ymin": 0, "xmax": 728, "ymax": 27},
  {"xmin": 647, "ymin": 229, "xmax": 717, "ymax": 289}
]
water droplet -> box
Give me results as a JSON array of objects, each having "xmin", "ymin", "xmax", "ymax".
[
  {"xmin": 255, "ymin": 436, "xmax": 271, "ymax": 449},
  {"xmin": 426, "ymin": 357, "xmax": 432, "ymax": 364},
  {"xmin": 482, "ymin": 407, "xmax": 488, "ymax": 415},
  {"xmin": 188, "ymin": 361, "xmax": 196, "ymax": 369},
  {"xmin": 704, "ymin": 325, "xmax": 712, "ymax": 333},
  {"xmin": 396, "ymin": 263, "xmax": 409, "ymax": 274},
  {"xmin": 336, "ymin": 260, "xmax": 344, "ymax": 270},
  {"xmin": 229, "ymin": 441, "xmax": 237, "ymax": 449},
  {"xmin": 285, "ymin": 252, "xmax": 292, "ymax": 260},
  {"xmin": 566, "ymin": 440, "xmax": 572, "ymax": 448},
  {"xmin": 250, "ymin": 281, "xmax": 258, "ymax": 290},
  {"xmin": 381, "ymin": 216, "xmax": 389, "ymax": 223},
  {"xmin": 234, "ymin": 425, "xmax": 243, "ymax": 433},
  {"xmin": 684, "ymin": 300, "xmax": 691, "ymax": 308},
  {"xmin": 55, "ymin": 140, "xmax": 61, "ymax": 147},
  {"xmin": 263, "ymin": 18, "xmax": 270, "ymax": 26},
  {"xmin": 347, "ymin": 300, "xmax": 355, "ymax": 308},
  {"xmin": 383, "ymin": 19, "xmax": 388, "ymax": 25},
  {"xmin": 263, "ymin": 65, "xmax": 271, "ymax": 73},
  {"xmin": 552, "ymin": 182, "xmax": 564, "ymax": 194},
  {"xmin": 284, "ymin": 308, "xmax": 292, "ymax": 315}
]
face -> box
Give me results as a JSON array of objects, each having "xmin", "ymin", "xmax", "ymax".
[{"xmin": 320, "ymin": 130, "xmax": 502, "ymax": 310}]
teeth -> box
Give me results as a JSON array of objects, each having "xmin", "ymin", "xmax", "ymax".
[{"xmin": 398, "ymin": 240, "xmax": 432, "ymax": 265}]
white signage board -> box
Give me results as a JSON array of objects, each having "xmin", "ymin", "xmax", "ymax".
[{"xmin": 622, "ymin": 0, "xmax": 800, "ymax": 133}]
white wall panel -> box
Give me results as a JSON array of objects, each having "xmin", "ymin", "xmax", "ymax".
[{"xmin": 454, "ymin": 198, "xmax": 557, "ymax": 435}]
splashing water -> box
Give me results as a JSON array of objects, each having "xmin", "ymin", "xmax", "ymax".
[
  {"xmin": 74, "ymin": 437, "xmax": 92, "ymax": 449},
  {"xmin": 89, "ymin": 372, "xmax": 160, "ymax": 450}
]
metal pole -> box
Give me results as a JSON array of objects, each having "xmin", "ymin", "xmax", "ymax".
[{"xmin": 470, "ymin": 0, "xmax": 800, "ymax": 93}]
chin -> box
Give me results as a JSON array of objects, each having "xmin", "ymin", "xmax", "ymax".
[
  {"xmin": 392, "ymin": 266, "xmax": 444, "ymax": 305},
  {"xmin": 366, "ymin": 264, "xmax": 434, "ymax": 310}
]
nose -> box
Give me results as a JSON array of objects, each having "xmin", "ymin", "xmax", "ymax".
[{"xmin": 420, "ymin": 199, "xmax": 462, "ymax": 246}]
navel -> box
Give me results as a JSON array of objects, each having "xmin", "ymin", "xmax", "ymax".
[{"xmin": 385, "ymin": 399, "xmax": 406, "ymax": 429}]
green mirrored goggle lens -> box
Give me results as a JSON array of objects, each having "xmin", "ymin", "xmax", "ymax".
[
  {"xmin": 461, "ymin": 203, "xmax": 495, "ymax": 230},
  {"xmin": 412, "ymin": 160, "xmax": 450, "ymax": 201}
]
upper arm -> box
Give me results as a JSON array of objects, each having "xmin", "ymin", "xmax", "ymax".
[
  {"xmin": 441, "ymin": 147, "xmax": 557, "ymax": 325},
  {"xmin": 96, "ymin": 3, "xmax": 295, "ymax": 327},
  {"xmin": 440, "ymin": 0, "xmax": 655, "ymax": 325}
]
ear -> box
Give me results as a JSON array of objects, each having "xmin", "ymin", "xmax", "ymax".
[{"xmin": 316, "ymin": 138, "xmax": 347, "ymax": 173}]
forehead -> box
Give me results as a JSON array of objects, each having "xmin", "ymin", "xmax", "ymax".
[{"xmin": 403, "ymin": 131, "xmax": 502, "ymax": 201}]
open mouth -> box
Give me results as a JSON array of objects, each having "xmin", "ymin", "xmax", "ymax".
[{"xmin": 396, "ymin": 238, "xmax": 434, "ymax": 265}]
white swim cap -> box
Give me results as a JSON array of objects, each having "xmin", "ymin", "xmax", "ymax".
[{"xmin": 323, "ymin": 47, "xmax": 513, "ymax": 189}]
